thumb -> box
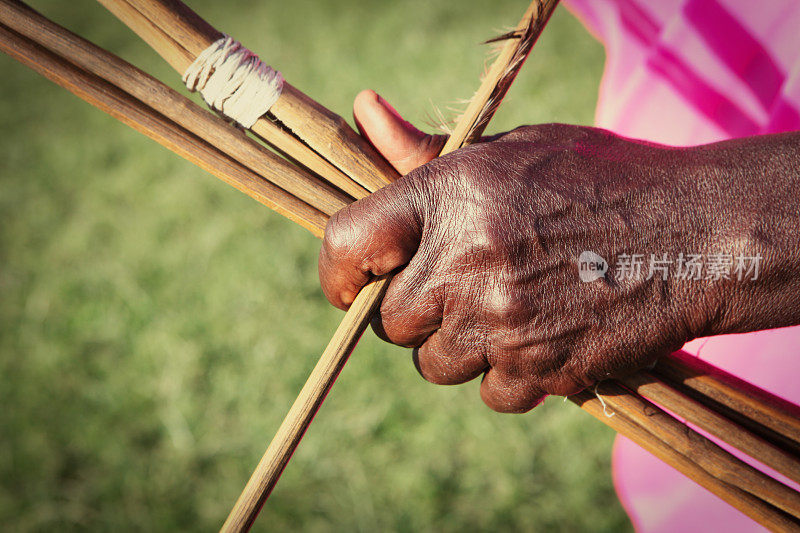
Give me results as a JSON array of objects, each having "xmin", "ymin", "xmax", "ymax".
[{"xmin": 353, "ymin": 90, "xmax": 446, "ymax": 175}]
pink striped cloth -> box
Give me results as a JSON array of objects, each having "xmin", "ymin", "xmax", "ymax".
[{"xmin": 561, "ymin": 1, "xmax": 800, "ymax": 531}]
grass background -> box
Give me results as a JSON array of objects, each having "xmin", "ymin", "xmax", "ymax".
[{"xmin": 0, "ymin": 1, "xmax": 630, "ymax": 531}]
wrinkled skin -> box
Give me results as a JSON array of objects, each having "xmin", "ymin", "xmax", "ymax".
[{"xmin": 319, "ymin": 92, "xmax": 800, "ymax": 413}]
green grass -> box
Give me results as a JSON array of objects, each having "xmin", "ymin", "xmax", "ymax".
[{"xmin": 0, "ymin": 1, "xmax": 629, "ymax": 531}]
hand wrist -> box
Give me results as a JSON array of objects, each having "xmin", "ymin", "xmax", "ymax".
[{"xmin": 686, "ymin": 133, "xmax": 800, "ymax": 336}]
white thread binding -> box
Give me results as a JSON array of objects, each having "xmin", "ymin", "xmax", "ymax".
[
  {"xmin": 595, "ymin": 384, "xmax": 616, "ymax": 418},
  {"xmin": 183, "ymin": 35, "xmax": 283, "ymax": 128}
]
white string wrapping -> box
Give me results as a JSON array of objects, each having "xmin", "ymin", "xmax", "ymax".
[
  {"xmin": 594, "ymin": 384, "xmax": 616, "ymax": 418},
  {"xmin": 182, "ymin": 35, "xmax": 284, "ymax": 128}
]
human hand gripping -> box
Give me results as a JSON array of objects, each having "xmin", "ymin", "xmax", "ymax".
[{"xmin": 319, "ymin": 90, "xmax": 800, "ymax": 413}]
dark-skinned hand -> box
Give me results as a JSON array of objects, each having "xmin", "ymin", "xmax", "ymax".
[{"xmin": 318, "ymin": 90, "xmax": 800, "ymax": 413}]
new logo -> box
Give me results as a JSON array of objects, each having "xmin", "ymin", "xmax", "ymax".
[{"xmin": 578, "ymin": 251, "xmax": 608, "ymax": 282}]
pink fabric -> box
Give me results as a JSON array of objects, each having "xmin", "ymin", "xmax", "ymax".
[{"xmin": 561, "ymin": 0, "xmax": 800, "ymax": 531}]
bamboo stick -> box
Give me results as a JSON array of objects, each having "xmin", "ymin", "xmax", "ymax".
[
  {"xmin": 600, "ymin": 380, "xmax": 800, "ymax": 516},
  {"xmin": 655, "ymin": 350, "xmax": 800, "ymax": 458},
  {"xmin": 94, "ymin": 0, "xmax": 370, "ymax": 200},
  {"xmin": 221, "ymin": 3, "xmax": 562, "ymax": 531},
  {"xmin": 571, "ymin": 387, "xmax": 800, "ymax": 531},
  {"xmin": 442, "ymin": 0, "xmax": 558, "ymax": 151},
  {"xmin": 97, "ymin": 0, "xmax": 399, "ymax": 194},
  {"xmin": 620, "ymin": 369, "xmax": 800, "ymax": 485},
  {"xmin": 0, "ymin": 20, "xmax": 328, "ymax": 236},
  {"xmin": 221, "ymin": 275, "xmax": 390, "ymax": 532}
]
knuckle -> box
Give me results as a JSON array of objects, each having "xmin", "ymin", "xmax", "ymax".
[
  {"xmin": 483, "ymin": 286, "xmax": 526, "ymax": 331},
  {"xmin": 323, "ymin": 207, "xmax": 358, "ymax": 258}
]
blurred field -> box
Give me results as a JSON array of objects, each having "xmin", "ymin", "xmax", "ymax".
[{"xmin": 0, "ymin": 1, "xmax": 630, "ymax": 531}]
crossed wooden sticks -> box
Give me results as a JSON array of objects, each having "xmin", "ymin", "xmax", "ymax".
[{"xmin": 0, "ymin": 0, "xmax": 798, "ymax": 531}]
